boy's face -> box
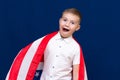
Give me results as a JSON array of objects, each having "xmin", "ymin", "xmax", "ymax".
[{"xmin": 59, "ymin": 12, "xmax": 80, "ymax": 38}]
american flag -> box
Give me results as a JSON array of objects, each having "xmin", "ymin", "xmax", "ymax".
[{"xmin": 6, "ymin": 31, "xmax": 88, "ymax": 80}]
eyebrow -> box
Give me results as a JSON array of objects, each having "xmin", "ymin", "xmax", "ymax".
[{"xmin": 61, "ymin": 16, "xmax": 67, "ymax": 19}]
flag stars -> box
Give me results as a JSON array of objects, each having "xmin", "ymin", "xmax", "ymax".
[{"xmin": 35, "ymin": 72, "xmax": 39, "ymax": 77}]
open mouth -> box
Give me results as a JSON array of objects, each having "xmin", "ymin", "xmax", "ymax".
[{"xmin": 62, "ymin": 28, "xmax": 69, "ymax": 32}]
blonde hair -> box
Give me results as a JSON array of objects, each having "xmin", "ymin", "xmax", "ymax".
[{"xmin": 62, "ymin": 8, "xmax": 82, "ymax": 23}]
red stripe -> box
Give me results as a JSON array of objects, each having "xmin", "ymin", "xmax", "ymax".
[
  {"xmin": 9, "ymin": 43, "xmax": 32, "ymax": 80},
  {"xmin": 73, "ymin": 38, "xmax": 85, "ymax": 80},
  {"xmin": 78, "ymin": 47, "xmax": 85, "ymax": 80},
  {"xmin": 26, "ymin": 31, "xmax": 58, "ymax": 80}
]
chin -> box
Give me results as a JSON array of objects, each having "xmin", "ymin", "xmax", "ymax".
[{"xmin": 61, "ymin": 33, "xmax": 70, "ymax": 38}]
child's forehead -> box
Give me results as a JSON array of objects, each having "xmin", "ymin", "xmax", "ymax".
[
  {"xmin": 63, "ymin": 12, "xmax": 76, "ymax": 16},
  {"xmin": 62, "ymin": 12, "xmax": 80, "ymax": 21},
  {"xmin": 62, "ymin": 12, "xmax": 79, "ymax": 17}
]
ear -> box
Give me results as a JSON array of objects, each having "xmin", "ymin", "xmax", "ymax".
[{"xmin": 76, "ymin": 25, "xmax": 80, "ymax": 31}]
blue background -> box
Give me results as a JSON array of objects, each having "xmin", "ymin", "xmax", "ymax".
[{"xmin": 0, "ymin": 0, "xmax": 118, "ymax": 80}]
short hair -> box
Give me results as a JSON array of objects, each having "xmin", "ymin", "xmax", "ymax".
[{"xmin": 62, "ymin": 8, "xmax": 82, "ymax": 23}]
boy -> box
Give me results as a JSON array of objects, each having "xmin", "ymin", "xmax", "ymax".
[{"xmin": 6, "ymin": 8, "xmax": 87, "ymax": 80}]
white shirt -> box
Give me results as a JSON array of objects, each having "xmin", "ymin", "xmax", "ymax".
[{"xmin": 40, "ymin": 32, "xmax": 80, "ymax": 80}]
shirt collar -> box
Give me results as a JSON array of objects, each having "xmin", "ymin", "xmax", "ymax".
[{"xmin": 55, "ymin": 32, "xmax": 73, "ymax": 43}]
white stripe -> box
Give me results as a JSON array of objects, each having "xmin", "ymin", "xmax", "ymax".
[
  {"xmin": 36, "ymin": 62, "xmax": 44, "ymax": 70},
  {"xmin": 84, "ymin": 65, "xmax": 88, "ymax": 80},
  {"xmin": 17, "ymin": 37, "xmax": 44, "ymax": 80},
  {"xmin": 5, "ymin": 69, "xmax": 10, "ymax": 80}
]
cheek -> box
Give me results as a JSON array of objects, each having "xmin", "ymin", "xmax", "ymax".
[
  {"xmin": 70, "ymin": 26, "xmax": 78, "ymax": 31},
  {"xmin": 59, "ymin": 22, "xmax": 65, "ymax": 27},
  {"xmin": 70, "ymin": 25, "xmax": 76, "ymax": 29},
  {"xmin": 60, "ymin": 21, "xmax": 64, "ymax": 24}
]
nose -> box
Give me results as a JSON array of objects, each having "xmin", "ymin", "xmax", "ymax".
[{"xmin": 65, "ymin": 21, "xmax": 70, "ymax": 27}]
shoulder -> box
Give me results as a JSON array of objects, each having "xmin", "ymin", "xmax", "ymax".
[
  {"xmin": 71, "ymin": 38, "xmax": 81, "ymax": 49},
  {"xmin": 33, "ymin": 31, "xmax": 58, "ymax": 45},
  {"xmin": 71, "ymin": 37, "xmax": 84, "ymax": 54}
]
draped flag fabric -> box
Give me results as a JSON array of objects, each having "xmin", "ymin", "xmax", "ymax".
[{"xmin": 6, "ymin": 31, "xmax": 88, "ymax": 80}]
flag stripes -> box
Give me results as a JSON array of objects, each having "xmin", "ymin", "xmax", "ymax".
[{"xmin": 6, "ymin": 31, "xmax": 88, "ymax": 80}]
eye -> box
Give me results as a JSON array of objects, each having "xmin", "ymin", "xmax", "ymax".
[
  {"xmin": 63, "ymin": 19, "xmax": 67, "ymax": 22},
  {"xmin": 71, "ymin": 21, "xmax": 75, "ymax": 24}
]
